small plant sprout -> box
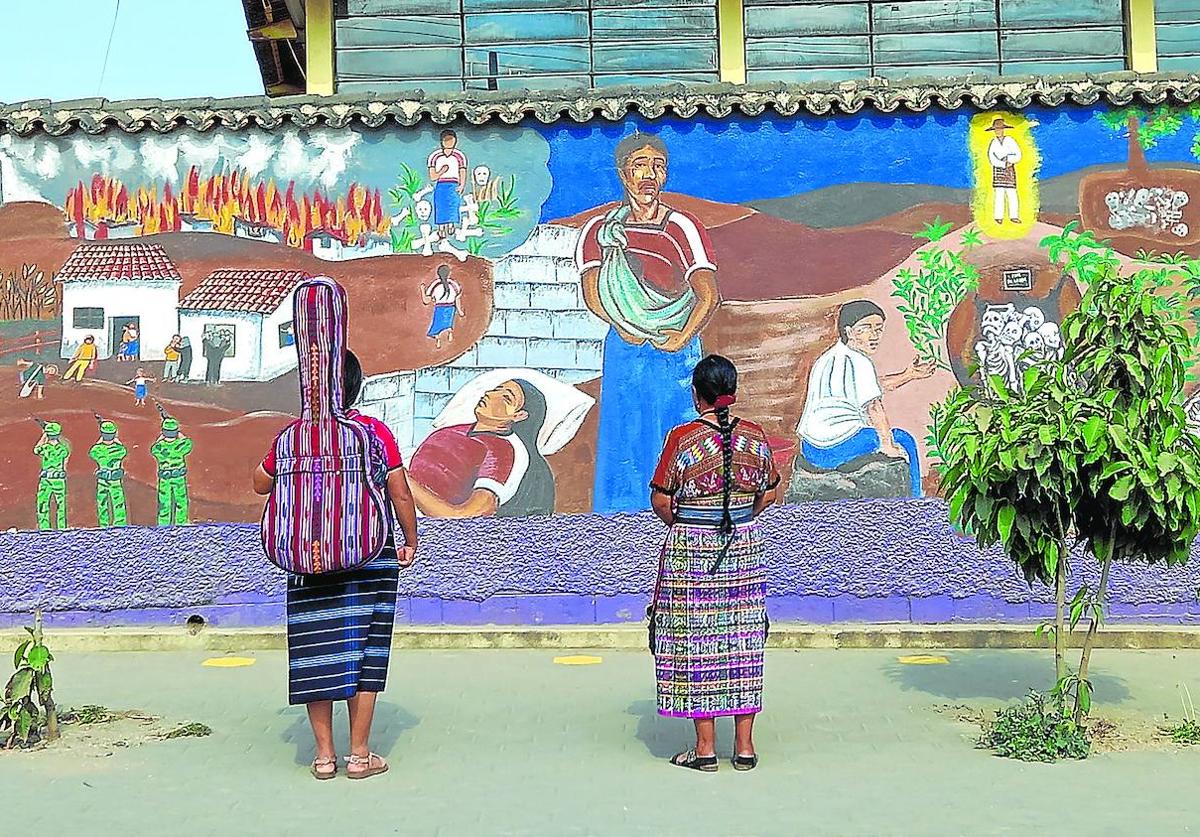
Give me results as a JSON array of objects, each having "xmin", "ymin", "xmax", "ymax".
[
  {"xmin": 1159, "ymin": 684, "xmax": 1200, "ymax": 745},
  {"xmin": 1, "ymin": 610, "xmax": 58, "ymax": 748}
]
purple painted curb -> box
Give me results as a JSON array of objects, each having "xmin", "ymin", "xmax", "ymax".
[{"xmin": 1, "ymin": 499, "xmax": 1198, "ymax": 627}]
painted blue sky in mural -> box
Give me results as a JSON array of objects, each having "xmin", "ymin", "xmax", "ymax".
[{"xmin": 539, "ymin": 106, "xmax": 1200, "ymax": 222}]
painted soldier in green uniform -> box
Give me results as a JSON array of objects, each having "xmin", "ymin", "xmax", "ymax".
[
  {"xmin": 90, "ymin": 415, "xmax": 128, "ymax": 528},
  {"xmin": 151, "ymin": 409, "xmax": 193, "ymax": 526},
  {"xmin": 33, "ymin": 420, "xmax": 69, "ymax": 530}
]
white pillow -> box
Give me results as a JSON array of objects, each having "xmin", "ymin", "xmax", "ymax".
[{"xmin": 430, "ymin": 368, "xmax": 595, "ymax": 456}]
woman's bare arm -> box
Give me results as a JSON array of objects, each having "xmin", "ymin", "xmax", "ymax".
[
  {"xmin": 252, "ymin": 464, "xmax": 274, "ymax": 496},
  {"xmin": 387, "ymin": 468, "xmax": 419, "ymax": 550},
  {"xmin": 650, "ymin": 490, "xmax": 674, "ymax": 526}
]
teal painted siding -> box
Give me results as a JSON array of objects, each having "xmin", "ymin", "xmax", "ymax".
[
  {"xmin": 335, "ymin": 0, "xmax": 718, "ymax": 92},
  {"xmin": 743, "ymin": 0, "xmax": 1129, "ymax": 82},
  {"xmin": 1157, "ymin": 0, "xmax": 1200, "ymax": 69}
]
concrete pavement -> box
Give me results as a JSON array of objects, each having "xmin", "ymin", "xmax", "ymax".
[{"xmin": 2, "ymin": 648, "xmax": 1198, "ymax": 836}]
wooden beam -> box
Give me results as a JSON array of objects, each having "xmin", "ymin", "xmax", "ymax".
[
  {"xmin": 306, "ymin": 0, "xmax": 335, "ymax": 95},
  {"xmin": 1127, "ymin": 0, "xmax": 1158, "ymax": 73},
  {"xmin": 718, "ymin": 0, "xmax": 746, "ymax": 85},
  {"xmin": 249, "ymin": 19, "xmax": 299, "ymax": 41}
]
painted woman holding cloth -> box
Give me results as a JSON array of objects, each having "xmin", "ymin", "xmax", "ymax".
[{"xmin": 576, "ymin": 132, "xmax": 721, "ymax": 514}]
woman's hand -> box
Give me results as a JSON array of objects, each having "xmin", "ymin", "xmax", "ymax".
[{"xmin": 397, "ymin": 545, "xmax": 417, "ymax": 568}]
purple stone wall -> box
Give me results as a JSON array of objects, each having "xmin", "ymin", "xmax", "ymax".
[{"xmin": 2, "ymin": 499, "xmax": 1199, "ymax": 627}]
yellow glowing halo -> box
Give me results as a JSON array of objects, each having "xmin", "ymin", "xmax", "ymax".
[
  {"xmin": 898, "ymin": 655, "xmax": 950, "ymax": 665},
  {"xmin": 969, "ymin": 110, "xmax": 1041, "ymax": 241},
  {"xmin": 553, "ymin": 655, "xmax": 603, "ymax": 666},
  {"xmin": 201, "ymin": 657, "xmax": 257, "ymax": 668}
]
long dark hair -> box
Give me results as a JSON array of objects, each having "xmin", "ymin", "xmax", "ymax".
[
  {"xmin": 343, "ymin": 349, "xmax": 363, "ymax": 409},
  {"xmin": 693, "ymin": 354, "xmax": 738, "ymax": 538},
  {"xmin": 497, "ymin": 379, "xmax": 555, "ymax": 517},
  {"xmin": 433, "ymin": 264, "xmax": 452, "ymax": 297}
]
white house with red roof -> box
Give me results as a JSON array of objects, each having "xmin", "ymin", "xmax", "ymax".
[
  {"xmin": 177, "ymin": 268, "xmax": 310, "ymax": 382},
  {"xmin": 57, "ymin": 242, "xmax": 182, "ymax": 361}
]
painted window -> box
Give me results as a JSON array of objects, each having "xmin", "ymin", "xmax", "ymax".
[
  {"xmin": 743, "ymin": 0, "xmax": 1127, "ymax": 82},
  {"xmin": 1156, "ymin": 0, "xmax": 1200, "ymax": 71},
  {"xmin": 334, "ymin": 0, "xmax": 720, "ymax": 93},
  {"xmin": 279, "ymin": 321, "xmax": 295, "ymax": 348},
  {"xmin": 72, "ymin": 307, "xmax": 104, "ymax": 329}
]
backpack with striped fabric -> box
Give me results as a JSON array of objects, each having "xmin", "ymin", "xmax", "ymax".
[{"xmin": 260, "ymin": 276, "xmax": 389, "ymax": 575}]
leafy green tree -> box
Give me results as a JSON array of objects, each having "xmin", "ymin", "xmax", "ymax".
[
  {"xmin": 2, "ymin": 610, "xmax": 57, "ymax": 748},
  {"xmin": 937, "ymin": 226, "xmax": 1200, "ymax": 725}
]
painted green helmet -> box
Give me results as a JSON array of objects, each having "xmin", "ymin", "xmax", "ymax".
[
  {"xmin": 162, "ymin": 417, "xmax": 180, "ymax": 432},
  {"xmin": 100, "ymin": 421, "xmax": 118, "ymax": 435},
  {"xmin": 44, "ymin": 422, "xmax": 62, "ymax": 437}
]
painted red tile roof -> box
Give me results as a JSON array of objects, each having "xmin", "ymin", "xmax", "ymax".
[
  {"xmin": 180, "ymin": 269, "xmax": 311, "ymax": 314},
  {"xmin": 57, "ymin": 242, "xmax": 182, "ymax": 283}
]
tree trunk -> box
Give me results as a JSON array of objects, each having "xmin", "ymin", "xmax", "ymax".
[
  {"xmin": 43, "ymin": 694, "xmax": 58, "ymax": 742},
  {"xmin": 1074, "ymin": 553, "xmax": 1114, "ymax": 725},
  {"xmin": 1055, "ymin": 550, "xmax": 1067, "ymax": 683},
  {"xmin": 1128, "ymin": 115, "xmax": 1148, "ymax": 175}
]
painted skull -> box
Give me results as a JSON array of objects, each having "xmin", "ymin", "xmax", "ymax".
[
  {"xmin": 1022, "ymin": 306, "xmax": 1046, "ymax": 332},
  {"xmin": 472, "ymin": 165, "xmax": 492, "ymax": 187},
  {"xmin": 999, "ymin": 320, "xmax": 1024, "ymax": 347},
  {"xmin": 1022, "ymin": 331, "xmax": 1045, "ymax": 356},
  {"xmin": 1037, "ymin": 322, "xmax": 1062, "ymax": 353},
  {"xmin": 980, "ymin": 304, "xmax": 1015, "ymax": 339},
  {"xmin": 415, "ymin": 199, "xmax": 434, "ymax": 222}
]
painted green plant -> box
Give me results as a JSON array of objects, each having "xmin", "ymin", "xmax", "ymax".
[
  {"xmin": 936, "ymin": 256, "xmax": 1200, "ymax": 729},
  {"xmin": 389, "ymin": 165, "xmax": 524, "ymax": 258},
  {"xmin": 892, "ymin": 219, "xmax": 981, "ymax": 371}
]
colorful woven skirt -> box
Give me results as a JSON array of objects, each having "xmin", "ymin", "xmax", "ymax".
[
  {"xmin": 285, "ymin": 547, "xmax": 400, "ymax": 705},
  {"xmin": 652, "ymin": 516, "xmax": 767, "ymax": 719}
]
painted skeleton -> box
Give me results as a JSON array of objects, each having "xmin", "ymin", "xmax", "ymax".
[{"xmin": 974, "ymin": 304, "xmax": 1064, "ymax": 393}]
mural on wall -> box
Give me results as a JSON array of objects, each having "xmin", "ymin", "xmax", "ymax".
[{"xmin": 5, "ymin": 102, "xmax": 1200, "ymax": 528}]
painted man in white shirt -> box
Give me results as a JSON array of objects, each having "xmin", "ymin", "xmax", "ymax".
[
  {"xmin": 986, "ymin": 117, "xmax": 1022, "ymax": 225},
  {"xmin": 796, "ymin": 300, "xmax": 934, "ymax": 497}
]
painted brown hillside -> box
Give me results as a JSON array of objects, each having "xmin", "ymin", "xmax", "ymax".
[
  {"xmin": 553, "ymin": 192, "xmax": 754, "ymax": 230},
  {"xmin": 0, "ymin": 378, "xmax": 289, "ymax": 529},
  {"xmin": 0, "ymin": 201, "xmax": 492, "ymax": 378}
]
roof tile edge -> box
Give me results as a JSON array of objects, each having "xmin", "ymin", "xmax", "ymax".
[{"xmin": 3, "ymin": 72, "xmax": 1199, "ymax": 135}]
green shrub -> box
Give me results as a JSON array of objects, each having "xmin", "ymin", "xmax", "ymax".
[{"xmin": 980, "ymin": 691, "xmax": 1090, "ymax": 763}]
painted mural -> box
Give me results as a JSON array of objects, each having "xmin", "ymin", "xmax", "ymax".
[{"xmin": 3, "ymin": 103, "xmax": 1200, "ymax": 530}]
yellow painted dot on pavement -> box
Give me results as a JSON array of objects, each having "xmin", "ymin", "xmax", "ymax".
[
  {"xmin": 898, "ymin": 655, "xmax": 950, "ymax": 665},
  {"xmin": 553, "ymin": 655, "xmax": 603, "ymax": 666},
  {"xmin": 202, "ymin": 657, "xmax": 257, "ymax": 668}
]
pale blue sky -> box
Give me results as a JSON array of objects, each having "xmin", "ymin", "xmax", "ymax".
[{"xmin": 0, "ymin": 0, "xmax": 263, "ymax": 103}]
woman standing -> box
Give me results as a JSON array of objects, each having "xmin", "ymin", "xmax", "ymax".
[
  {"xmin": 253, "ymin": 350, "xmax": 419, "ymax": 781},
  {"xmin": 649, "ymin": 354, "xmax": 779, "ymax": 772}
]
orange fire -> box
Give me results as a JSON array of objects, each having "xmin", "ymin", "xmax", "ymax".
[{"xmin": 64, "ymin": 168, "xmax": 390, "ymax": 250}]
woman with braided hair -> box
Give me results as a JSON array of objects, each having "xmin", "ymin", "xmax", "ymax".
[{"xmin": 649, "ymin": 355, "xmax": 780, "ymax": 772}]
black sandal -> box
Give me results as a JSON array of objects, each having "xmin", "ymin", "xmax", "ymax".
[
  {"xmin": 732, "ymin": 754, "xmax": 759, "ymax": 771},
  {"xmin": 670, "ymin": 749, "xmax": 718, "ymax": 773}
]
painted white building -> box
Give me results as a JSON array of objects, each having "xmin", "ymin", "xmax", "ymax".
[
  {"xmin": 177, "ymin": 268, "xmax": 310, "ymax": 383},
  {"xmin": 57, "ymin": 241, "xmax": 182, "ymax": 361}
]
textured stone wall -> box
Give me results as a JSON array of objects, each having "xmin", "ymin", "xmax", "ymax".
[{"xmin": 3, "ymin": 499, "xmax": 1198, "ymax": 628}]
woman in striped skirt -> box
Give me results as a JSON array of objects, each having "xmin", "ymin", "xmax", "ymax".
[
  {"xmin": 649, "ymin": 354, "xmax": 780, "ymax": 772},
  {"xmin": 254, "ymin": 350, "xmax": 419, "ymax": 780}
]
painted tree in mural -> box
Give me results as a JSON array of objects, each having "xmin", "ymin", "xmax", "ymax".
[
  {"xmin": 937, "ymin": 226, "xmax": 1200, "ymax": 730},
  {"xmin": 892, "ymin": 219, "xmax": 981, "ymax": 370},
  {"xmin": 0, "ymin": 264, "xmax": 57, "ymax": 320}
]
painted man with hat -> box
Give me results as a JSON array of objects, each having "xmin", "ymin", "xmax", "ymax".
[
  {"xmin": 151, "ymin": 408, "xmax": 193, "ymax": 526},
  {"xmin": 90, "ymin": 415, "xmax": 128, "ymax": 527},
  {"xmin": 33, "ymin": 420, "xmax": 70, "ymax": 530},
  {"xmin": 986, "ymin": 117, "xmax": 1022, "ymax": 225}
]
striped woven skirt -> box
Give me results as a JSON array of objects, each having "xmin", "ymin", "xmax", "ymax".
[
  {"xmin": 653, "ymin": 506, "xmax": 767, "ymax": 719},
  {"xmin": 285, "ymin": 547, "xmax": 400, "ymax": 705}
]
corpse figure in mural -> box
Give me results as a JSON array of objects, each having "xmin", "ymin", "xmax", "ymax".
[
  {"xmin": 987, "ymin": 118, "xmax": 1023, "ymax": 225},
  {"xmin": 202, "ymin": 329, "xmax": 230, "ymax": 386},
  {"xmin": 576, "ymin": 133, "xmax": 721, "ymax": 514},
  {"xmin": 152, "ymin": 405, "xmax": 193, "ymax": 525},
  {"xmin": 421, "ymin": 265, "xmax": 464, "ymax": 350},
  {"xmin": 408, "ymin": 379, "xmax": 554, "ymax": 518},
  {"xmin": 428, "ymin": 129, "xmax": 467, "ymax": 236},
  {"xmin": 33, "ymin": 420, "xmax": 69, "ymax": 530},
  {"xmin": 63, "ymin": 335, "xmax": 97, "ymax": 383},
  {"xmin": 90, "ymin": 415, "xmax": 128, "ymax": 528},
  {"xmin": 17, "ymin": 358, "xmax": 49, "ymax": 400},
  {"xmin": 796, "ymin": 301, "xmax": 933, "ymax": 498}
]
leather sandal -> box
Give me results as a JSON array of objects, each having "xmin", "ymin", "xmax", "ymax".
[
  {"xmin": 310, "ymin": 756, "xmax": 338, "ymax": 780},
  {"xmin": 345, "ymin": 752, "xmax": 389, "ymax": 780},
  {"xmin": 670, "ymin": 749, "xmax": 718, "ymax": 773},
  {"xmin": 732, "ymin": 754, "xmax": 759, "ymax": 771}
]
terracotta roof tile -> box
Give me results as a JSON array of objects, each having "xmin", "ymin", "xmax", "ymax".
[
  {"xmin": 56, "ymin": 242, "xmax": 182, "ymax": 283},
  {"xmin": 180, "ymin": 269, "xmax": 310, "ymax": 314}
]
